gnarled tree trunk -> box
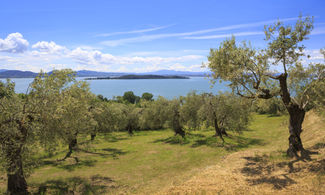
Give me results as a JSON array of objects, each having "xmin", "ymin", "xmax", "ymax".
[
  {"xmin": 279, "ymin": 73, "xmax": 307, "ymax": 158},
  {"xmin": 90, "ymin": 133, "xmax": 96, "ymax": 141},
  {"xmin": 172, "ymin": 109, "xmax": 185, "ymax": 137},
  {"xmin": 213, "ymin": 118, "xmax": 224, "ymax": 142},
  {"xmin": 6, "ymin": 147, "xmax": 28, "ymax": 195},
  {"xmin": 286, "ymin": 104, "xmax": 306, "ymax": 158},
  {"xmin": 62, "ymin": 137, "xmax": 77, "ymax": 160},
  {"xmin": 127, "ymin": 124, "xmax": 133, "ymax": 135}
]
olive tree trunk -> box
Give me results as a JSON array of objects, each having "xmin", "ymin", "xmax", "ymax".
[
  {"xmin": 6, "ymin": 148, "xmax": 28, "ymax": 195},
  {"xmin": 90, "ymin": 133, "xmax": 96, "ymax": 141},
  {"xmin": 62, "ymin": 137, "xmax": 78, "ymax": 160},
  {"xmin": 172, "ymin": 110, "xmax": 185, "ymax": 137},
  {"xmin": 286, "ymin": 104, "xmax": 306, "ymax": 157},
  {"xmin": 279, "ymin": 73, "xmax": 307, "ymax": 158},
  {"xmin": 213, "ymin": 118, "xmax": 224, "ymax": 142}
]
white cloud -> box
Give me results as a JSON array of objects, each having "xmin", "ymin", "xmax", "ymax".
[
  {"xmin": 311, "ymin": 27, "xmax": 325, "ymax": 36},
  {"xmin": 32, "ymin": 41, "xmax": 68, "ymax": 55},
  {"xmin": 304, "ymin": 49, "xmax": 324, "ymax": 61},
  {"xmin": 96, "ymin": 25, "xmax": 172, "ymax": 37},
  {"xmin": 101, "ymin": 17, "xmax": 299, "ymax": 46},
  {"xmin": 183, "ymin": 31, "xmax": 264, "ymax": 40},
  {"xmin": 68, "ymin": 47, "xmax": 204, "ymax": 67},
  {"xmin": 0, "ymin": 33, "xmax": 29, "ymax": 53}
]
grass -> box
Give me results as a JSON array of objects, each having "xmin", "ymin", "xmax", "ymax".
[{"xmin": 0, "ymin": 114, "xmax": 292, "ymax": 194}]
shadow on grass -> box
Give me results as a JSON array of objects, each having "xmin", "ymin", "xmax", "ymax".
[
  {"xmin": 101, "ymin": 148, "xmax": 129, "ymax": 159},
  {"xmin": 40, "ymin": 147, "xmax": 128, "ymax": 171},
  {"xmin": 42, "ymin": 158, "xmax": 97, "ymax": 172},
  {"xmin": 78, "ymin": 147, "xmax": 129, "ymax": 159},
  {"xmin": 153, "ymin": 132, "xmax": 264, "ymax": 151},
  {"xmin": 191, "ymin": 135, "xmax": 265, "ymax": 151},
  {"xmin": 153, "ymin": 133, "xmax": 206, "ymax": 145},
  {"xmin": 102, "ymin": 133, "xmax": 129, "ymax": 143},
  {"xmin": 32, "ymin": 175, "xmax": 118, "ymax": 195}
]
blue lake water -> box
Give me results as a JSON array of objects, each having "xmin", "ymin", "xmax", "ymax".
[{"xmin": 0, "ymin": 77, "xmax": 230, "ymax": 99}]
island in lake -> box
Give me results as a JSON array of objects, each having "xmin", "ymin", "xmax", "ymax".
[{"xmin": 85, "ymin": 74, "xmax": 190, "ymax": 80}]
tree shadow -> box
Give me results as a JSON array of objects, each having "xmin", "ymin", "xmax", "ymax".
[
  {"xmin": 287, "ymin": 143, "xmax": 325, "ymax": 174},
  {"xmin": 76, "ymin": 147, "xmax": 129, "ymax": 159},
  {"xmin": 102, "ymin": 134, "xmax": 129, "ymax": 143},
  {"xmin": 240, "ymin": 145, "xmax": 324, "ymax": 190},
  {"xmin": 241, "ymin": 155, "xmax": 297, "ymax": 189},
  {"xmin": 42, "ymin": 158, "xmax": 97, "ymax": 172},
  {"xmin": 153, "ymin": 136, "xmax": 190, "ymax": 145},
  {"xmin": 101, "ymin": 148, "xmax": 129, "ymax": 159},
  {"xmin": 152, "ymin": 133, "xmax": 206, "ymax": 145},
  {"xmin": 191, "ymin": 135, "xmax": 264, "ymax": 151},
  {"xmin": 31, "ymin": 175, "xmax": 118, "ymax": 195}
]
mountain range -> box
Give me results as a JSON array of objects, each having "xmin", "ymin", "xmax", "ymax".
[{"xmin": 0, "ymin": 69, "xmax": 210, "ymax": 78}]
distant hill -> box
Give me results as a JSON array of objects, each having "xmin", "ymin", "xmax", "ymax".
[
  {"xmin": 144, "ymin": 69, "xmax": 210, "ymax": 76},
  {"xmin": 0, "ymin": 69, "xmax": 210, "ymax": 78},
  {"xmin": 0, "ymin": 70, "xmax": 38, "ymax": 78},
  {"xmin": 76, "ymin": 70, "xmax": 126, "ymax": 77},
  {"xmin": 85, "ymin": 74, "xmax": 189, "ymax": 80}
]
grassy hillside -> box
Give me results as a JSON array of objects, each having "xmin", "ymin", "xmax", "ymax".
[
  {"xmin": 161, "ymin": 111, "xmax": 325, "ymax": 194},
  {"xmin": 0, "ymin": 112, "xmax": 324, "ymax": 194}
]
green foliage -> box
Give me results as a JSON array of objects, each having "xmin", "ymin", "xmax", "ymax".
[
  {"xmin": 141, "ymin": 92, "xmax": 154, "ymax": 101},
  {"xmin": 0, "ymin": 69, "xmax": 78, "ymax": 185},
  {"xmin": 198, "ymin": 93, "xmax": 251, "ymax": 134},
  {"xmin": 123, "ymin": 91, "xmax": 140, "ymax": 104},
  {"xmin": 206, "ymin": 16, "xmax": 325, "ymax": 157},
  {"xmin": 252, "ymin": 97, "xmax": 286, "ymax": 115},
  {"xmin": 139, "ymin": 96, "xmax": 169, "ymax": 130},
  {"xmin": 180, "ymin": 91, "xmax": 204, "ymax": 130}
]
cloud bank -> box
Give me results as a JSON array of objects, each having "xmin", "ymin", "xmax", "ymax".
[{"xmin": 0, "ymin": 33, "xmax": 29, "ymax": 53}]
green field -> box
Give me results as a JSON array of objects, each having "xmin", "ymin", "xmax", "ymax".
[{"xmin": 0, "ymin": 114, "xmax": 292, "ymax": 194}]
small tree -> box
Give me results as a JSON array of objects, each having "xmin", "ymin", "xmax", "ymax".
[
  {"xmin": 180, "ymin": 91, "xmax": 204, "ymax": 130},
  {"xmin": 206, "ymin": 16, "xmax": 325, "ymax": 158},
  {"xmin": 141, "ymin": 92, "xmax": 154, "ymax": 101},
  {"xmin": 123, "ymin": 91, "xmax": 140, "ymax": 104},
  {"xmin": 167, "ymin": 99, "xmax": 185, "ymax": 137},
  {"xmin": 139, "ymin": 96, "xmax": 169, "ymax": 130},
  {"xmin": 198, "ymin": 93, "xmax": 251, "ymax": 142}
]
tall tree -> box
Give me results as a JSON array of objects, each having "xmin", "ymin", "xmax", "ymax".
[
  {"xmin": 0, "ymin": 70, "xmax": 75, "ymax": 194},
  {"xmin": 206, "ymin": 16, "xmax": 325, "ymax": 158},
  {"xmin": 58, "ymin": 81, "xmax": 97, "ymax": 160}
]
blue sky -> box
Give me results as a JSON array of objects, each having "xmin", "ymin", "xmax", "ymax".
[{"xmin": 0, "ymin": 0, "xmax": 325, "ymax": 72}]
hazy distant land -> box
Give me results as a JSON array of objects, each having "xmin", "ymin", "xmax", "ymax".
[{"xmin": 84, "ymin": 74, "xmax": 190, "ymax": 80}]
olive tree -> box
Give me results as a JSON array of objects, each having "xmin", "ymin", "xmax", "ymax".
[
  {"xmin": 206, "ymin": 16, "xmax": 325, "ymax": 158},
  {"xmin": 58, "ymin": 81, "xmax": 97, "ymax": 160},
  {"xmin": 123, "ymin": 104, "xmax": 142, "ymax": 135},
  {"xmin": 198, "ymin": 93, "xmax": 251, "ymax": 142},
  {"xmin": 139, "ymin": 96, "xmax": 169, "ymax": 130},
  {"xmin": 180, "ymin": 92, "xmax": 205, "ymax": 130},
  {"xmin": 94, "ymin": 102, "xmax": 127, "ymax": 134},
  {"xmin": 0, "ymin": 70, "xmax": 75, "ymax": 194},
  {"xmin": 167, "ymin": 99, "xmax": 185, "ymax": 137}
]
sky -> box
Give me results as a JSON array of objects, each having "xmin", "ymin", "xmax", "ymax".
[{"xmin": 0, "ymin": 0, "xmax": 325, "ymax": 72}]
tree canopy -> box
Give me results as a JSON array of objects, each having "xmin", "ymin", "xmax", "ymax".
[{"xmin": 206, "ymin": 16, "xmax": 325, "ymax": 158}]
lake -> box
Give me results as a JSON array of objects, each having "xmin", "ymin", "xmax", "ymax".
[{"xmin": 0, "ymin": 77, "xmax": 230, "ymax": 99}]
